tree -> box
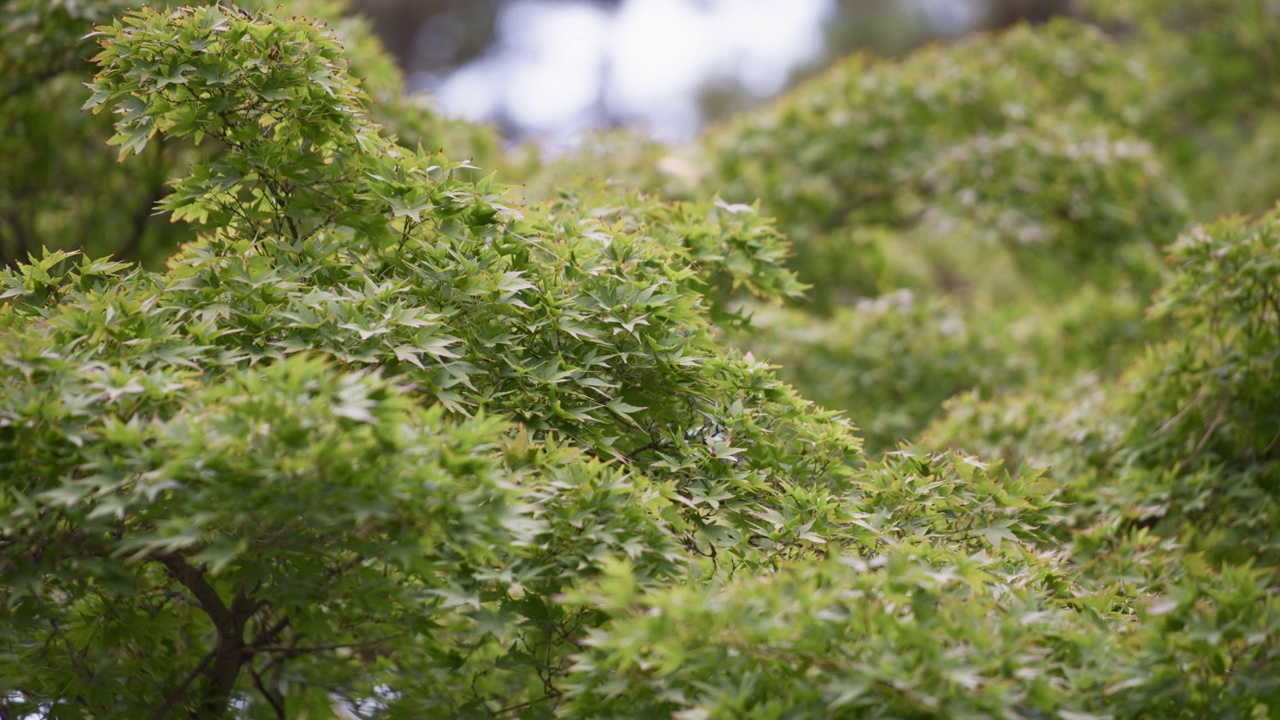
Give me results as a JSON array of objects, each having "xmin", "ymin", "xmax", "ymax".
[{"xmin": 3, "ymin": 2, "xmax": 1280, "ymax": 719}]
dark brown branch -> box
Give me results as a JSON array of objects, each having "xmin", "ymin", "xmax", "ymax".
[
  {"xmin": 155, "ymin": 552, "xmax": 258, "ymax": 719},
  {"xmin": 156, "ymin": 552, "xmax": 237, "ymax": 630},
  {"xmin": 248, "ymin": 615, "xmax": 291, "ymax": 650}
]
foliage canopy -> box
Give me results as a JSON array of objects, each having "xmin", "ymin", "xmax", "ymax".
[{"xmin": 2, "ymin": 1, "xmax": 1279, "ymax": 719}]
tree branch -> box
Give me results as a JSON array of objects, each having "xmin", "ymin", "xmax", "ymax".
[
  {"xmin": 156, "ymin": 552, "xmax": 237, "ymax": 630},
  {"xmin": 155, "ymin": 552, "xmax": 257, "ymax": 719},
  {"xmin": 249, "ymin": 664, "xmax": 286, "ymax": 720}
]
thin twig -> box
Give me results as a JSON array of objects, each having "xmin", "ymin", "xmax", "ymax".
[{"xmin": 250, "ymin": 663, "xmax": 286, "ymax": 720}]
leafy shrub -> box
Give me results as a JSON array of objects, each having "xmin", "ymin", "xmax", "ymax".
[
  {"xmin": 561, "ymin": 452, "xmax": 1280, "ymax": 720},
  {"xmin": 562, "ymin": 547, "xmax": 1097, "ymax": 720},
  {"xmin": 1077, "ymin": 0, "xmax": 1280, "ymax": 217},
  {"xmin": 699, "ymin": 20, "xmax": 1183, "ymax": 307},
  {"xmin": 737, "ymin": 293, "xmax": 1032, "ymax": 454},
  {"xmin": 1081, "ymin": 0, "xmax": 1280, "ymax": 123},
  {"xmin": 741, "ymin": 276, "xmax": 1155, "ymax": 456},
  {"xmin": 927, "ymin": 209, "xmax": 1280, "ymax": 565},
  {"xmin": 916, "ymin": 121, "xmax": 1183, "ymax": 294},
  {"xmin": 681, "ymin": 15, "xmax": 1187, "ymax": 462},
  {"xmin": 1116, "ymin": 212, "xmax": 1280, "ymax": 564}
]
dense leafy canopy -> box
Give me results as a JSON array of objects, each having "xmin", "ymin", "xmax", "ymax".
[{"xmin": 2, "ymin": 1, "xmax": 1279, "ymax": 719}]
